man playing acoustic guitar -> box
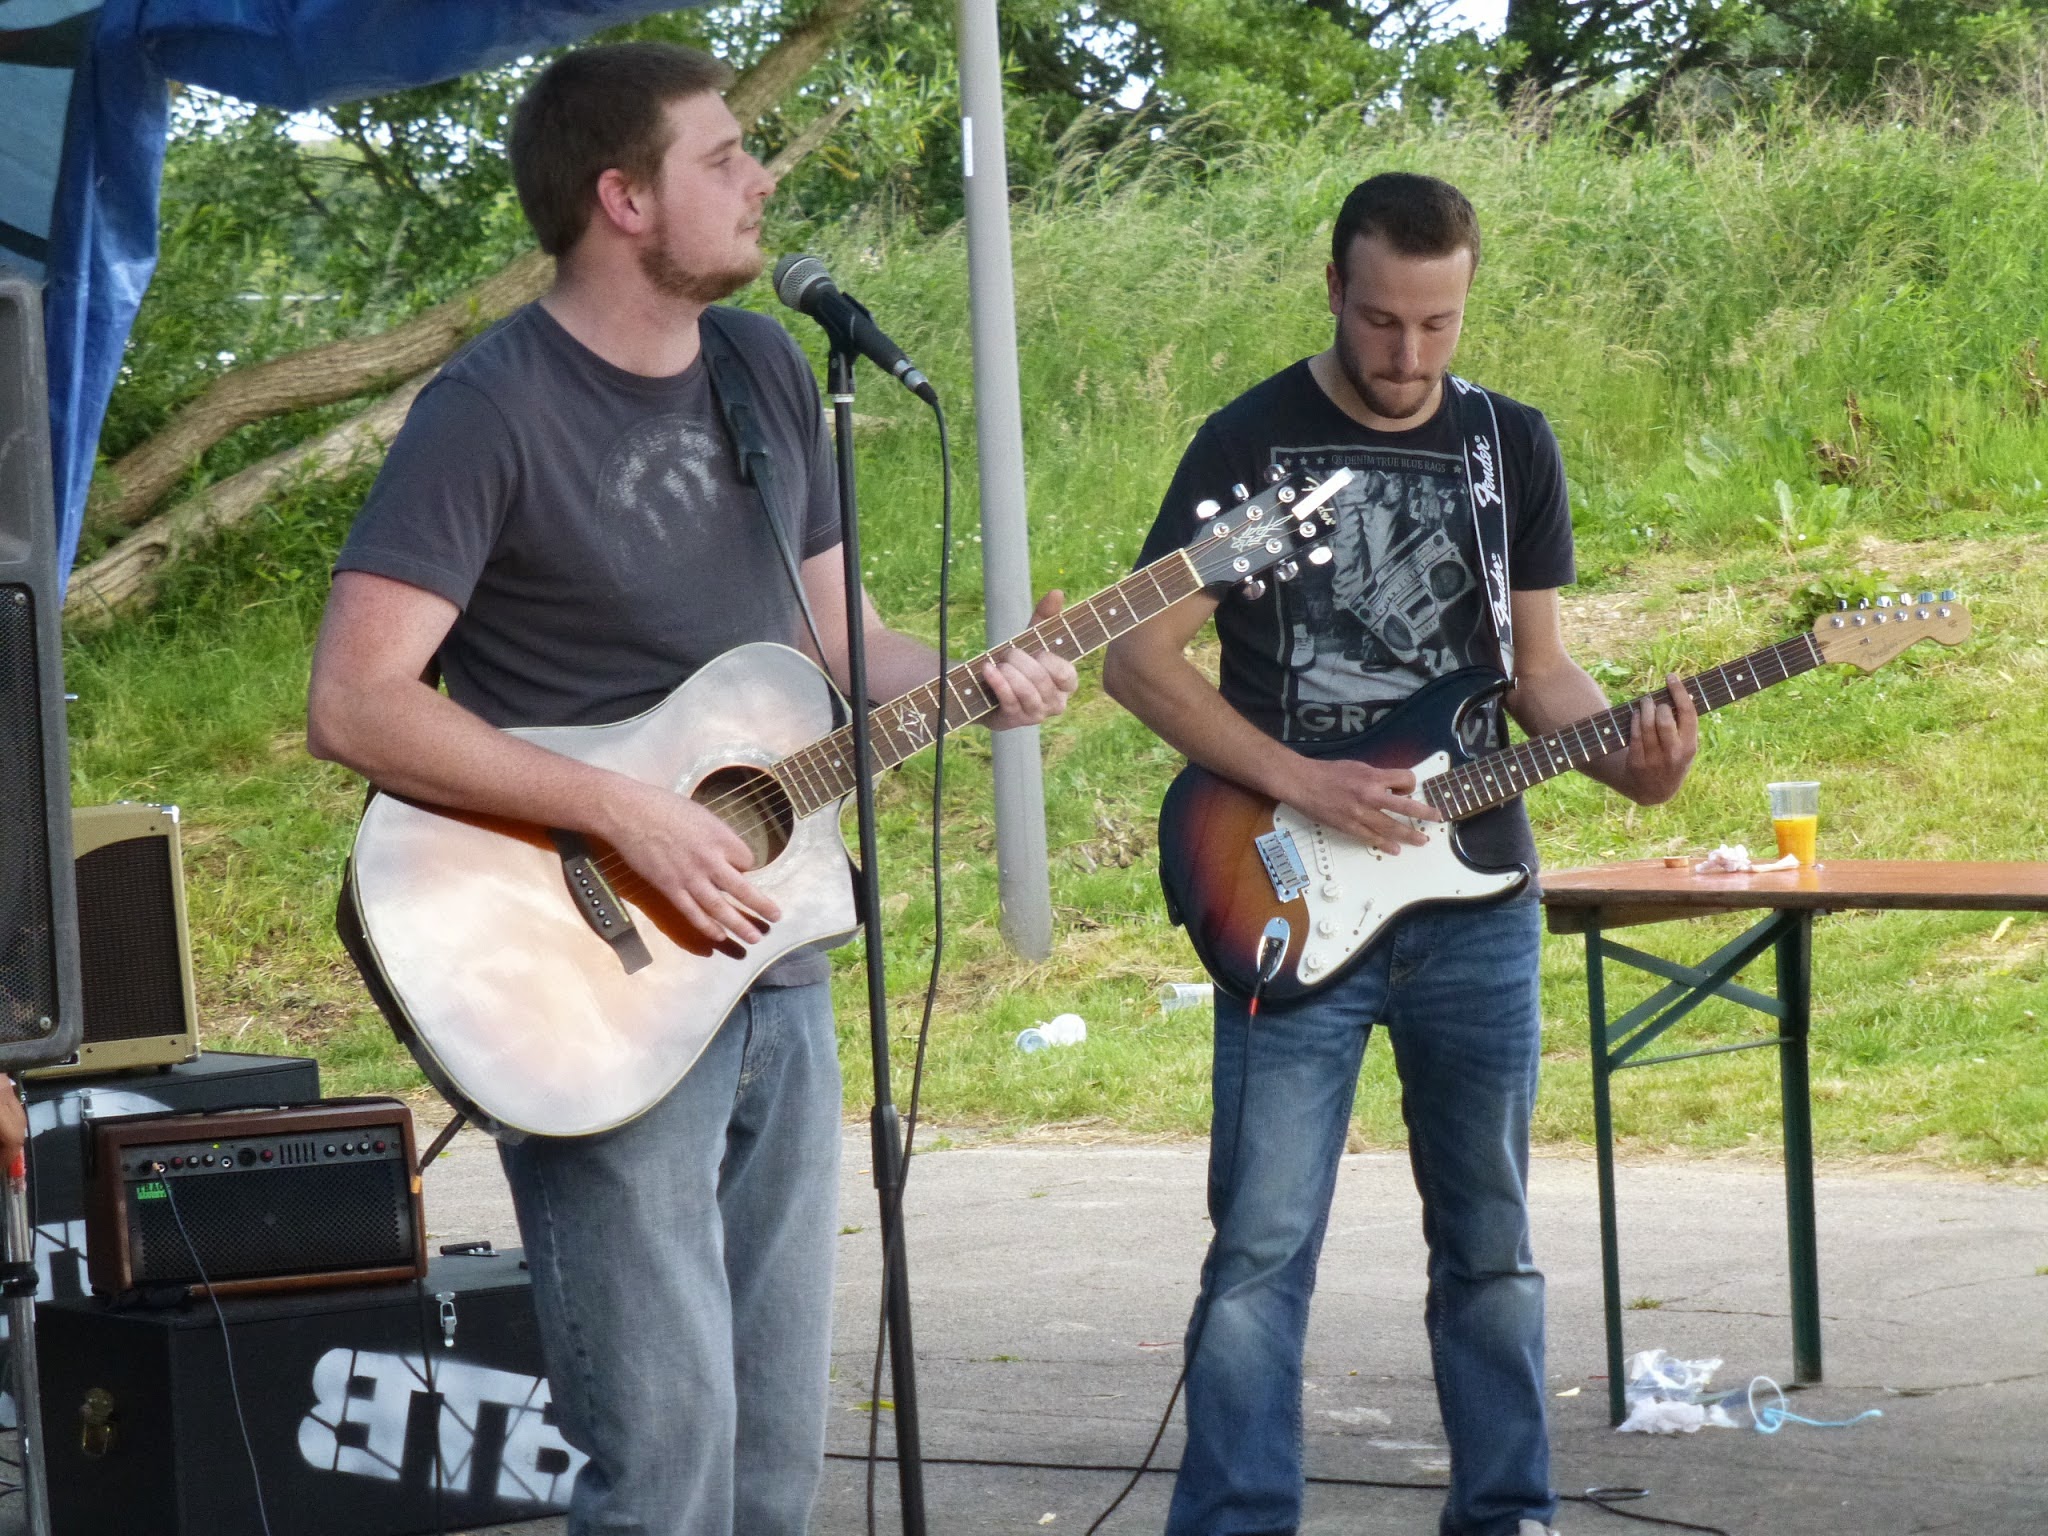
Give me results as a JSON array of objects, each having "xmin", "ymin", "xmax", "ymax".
[
  {"xmin": 1103, "ymin": 174, "xmax": 1697, "ymax": 1536},
  {"xmin": 306, "ymin": 43, "xmax": 1075, "ymax": 1536}
]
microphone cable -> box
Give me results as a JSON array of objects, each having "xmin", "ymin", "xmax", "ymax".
[
  {"xmin": 156, "ymin": 1164, "xmax": 275, "ymax": 1536},
  {"xmin": 863, "ymin": 390, "xmax": 955, "ymax": 1536},
  {"xmin": 1084, "ymin": 920, "xmax": 1290, "ymax": 1535}
]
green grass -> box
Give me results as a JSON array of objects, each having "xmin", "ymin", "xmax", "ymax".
[{"xmin": 64, "ymin": 82, "xmax": 2048, "ymax": 1165}]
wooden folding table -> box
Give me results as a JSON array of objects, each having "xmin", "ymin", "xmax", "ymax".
[{"xmin": 1539, "ymin": 858, "xmax": 2048, "ymax": 1424}]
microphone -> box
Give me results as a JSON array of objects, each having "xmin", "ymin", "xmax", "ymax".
[
  {"xmin": 773, "ymin": 254, "xmax": 936, "ymax": 403},
  {"xmin": 1257, "ymin": 917, "xmax": 1291, "ymax": 985}
]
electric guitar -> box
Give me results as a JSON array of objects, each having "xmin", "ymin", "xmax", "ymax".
[
  {"xmin": 1157, "ymin": 595, "xmax": 1973, "ymax": 1001},
  {"xmin": 342, "ymin": 467, "xmax": 1356, "ymax": 1138}
]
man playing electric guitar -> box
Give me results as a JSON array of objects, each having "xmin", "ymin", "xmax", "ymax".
[
  {"xmin": 1102, "ymin": 173, "xmax": 1698, "ymax": 1536},
  {"xmin": 304, "ymin": 44, "xmax": 1076, "ymax": 1536}
]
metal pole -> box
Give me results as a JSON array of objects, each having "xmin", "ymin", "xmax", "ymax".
[
  {"xmin": 956, "ymin": 0, "xmax": 1053, "ymax": 960},
  {"xmin": 1585, "ymin": 919, "xmax": 1629, "ymax": 1427},
  {"xmin": 7, "ymin": 1160, "xmax": 52, "ymax": 1536},
  {"xmin": 1776, "ymin": 912, "xmax": 1823, "ymax": 1384},
  {"xmin": 830, "ymin": 351, "xmax": 928, "ymax": 1535}
]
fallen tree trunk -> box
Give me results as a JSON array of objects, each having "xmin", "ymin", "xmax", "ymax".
[
  {"xmin": 89, "ymin": 0, "xmax": 876, "ymax": 540},
  {"xmin": 88, "ymin": 256, "xmax": 551, "ymax": 541},
  {"xmin": 66, "ymin": 371, "xmax": 436, "ymax": 626}
]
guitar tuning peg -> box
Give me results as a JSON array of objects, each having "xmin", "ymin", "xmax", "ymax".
[
  {"xmin": 1274, "ymin": 560, "xmax": 1301, "ymax": 583},
  {"xmin": 1239, "ymin": 577, "xmax": 1267, "ymax": 600},
  {"xmin": 1876, "ymin": 595, "xmax": 1893, "ymax": 607},
  {"xmin": 1263, "ymin": 464, "xmax": 1287, "ymax": 484},
  {"xmin": 1230, "ymin": 482, "xmax": 1251, "ymax": 503},
  {"xmin": 1193, "ymin": 498, "xmax": 1220, "ymax": 521},
  {"xmin": 1939, "ymin": 588, "xmax": 1956, "ymax": 601},
  {"xmin": 1918, "ymin": 590, "xmax": 1935, "ymax": 603},
  {"xmin": 1857, "ymin": 598, "xmax": 1871, "ymax": 609},
  {"xmin": 1306, "ymin": 545, "xmax": 1334, "ymax": 566},
  {"xmin": 1836, "ymin": 598, "xmax": 1849, "ymax": 611}
]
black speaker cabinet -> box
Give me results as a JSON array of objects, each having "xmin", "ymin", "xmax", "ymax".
[
  {"xmin": 0, "ymin": 272, "xmax": 83, "ymax": 1071},
  {"xmin": 37, "ymin": 1248, "xmax": 580, "ymax": 1536},
  {"xmin": 27, "ymin": 803, "xmax": 202, "ymax": 1080},
  {"xmin": 86, "ymin": 1099, "xmax": 427, "ymax": 1301}
]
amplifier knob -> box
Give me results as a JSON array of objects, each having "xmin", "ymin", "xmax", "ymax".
[
  {"xmin": 169, "ymin": 1156, "xmax": 184, "ymax": 1169},
  {"xmin": 374, "ymin": 1141, "xmax": 387, "ymax": 1153},
  {"xmin": 260, "ymin": 1148, "xmax": 274, "ymax": 1162},
  {"xmin": 324, "ymin": 1144, "xmax": 337, "ymax": 1156}
]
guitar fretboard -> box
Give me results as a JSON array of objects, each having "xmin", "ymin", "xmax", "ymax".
[
  {"xmin": 771, "ymin": 551, "xmax": 1206, "ymax": 816},
  {"xmin": 1424, "ymin": 632, "xmax": 1827, "ymax": 821}
]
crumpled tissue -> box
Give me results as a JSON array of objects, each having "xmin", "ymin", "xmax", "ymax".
[
  {"xmin": 1694, "ymin": 843, "xmax": 1800, "ymax": 874},
  {"xmin": 1616, "ymin": 1348, "xmax": 1739, "ymax": 1435}
]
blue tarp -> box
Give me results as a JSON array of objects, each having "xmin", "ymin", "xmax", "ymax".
[{"xmin": 1, "ymin": 0, "xmax": 685, "ymax": 582}]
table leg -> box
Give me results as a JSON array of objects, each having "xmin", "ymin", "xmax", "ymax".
[
  {"xmin": 1775, "ymin": 911, "xmax": 1823, "ymax": 1384},
  {"xmin": 1585, "ymin": 917, "xmax": 1629, "ymax": 1426}
]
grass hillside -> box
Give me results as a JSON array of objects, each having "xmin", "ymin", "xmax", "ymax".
[{"xmin": 65, "ymin": 81, "xmax": 2048, "ymax": 1167}]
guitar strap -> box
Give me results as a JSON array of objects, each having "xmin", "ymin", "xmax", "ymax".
[
  {"xmin": 1446, "ymin": 374, "xmax": 1515, "ymax": 682},
  {"xmin": 697, "ymin": 307, "xmax": 831, "ymax": 669}
]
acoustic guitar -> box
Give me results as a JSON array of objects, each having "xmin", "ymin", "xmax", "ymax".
[{"xmin": 343, "ymin": 467, "xmax": 1355, "ymax": 1137}]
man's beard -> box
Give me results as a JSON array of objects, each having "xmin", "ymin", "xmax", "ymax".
[
  {"xmin": 1334, "ymin": 325, "xmax": 1441, "ymax": 423},
  {"xmin": 636, "ymin": 226, "xmax": 762, "ymax": 305}
]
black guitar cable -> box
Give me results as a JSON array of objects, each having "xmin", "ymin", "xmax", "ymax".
[
  {"xmin": 155, "ymin": 1164, "xmax": 275, "ymax": 1536},
  {"xmin": 1084, "ymin": 916, "xmax": 1291, "ymax": 1536},
  {"xmin": 863, "ymin": 394, "xmax": 956, "ymax": 1536}
]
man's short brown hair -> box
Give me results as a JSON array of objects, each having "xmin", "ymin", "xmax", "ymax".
[
  {"xmin": 510, "ymin": 42, "xmax": 734, "ymax": 257},
  {"xmin": 1330, "ymin": 172, "xmax": 1481, "ymax": 280}
]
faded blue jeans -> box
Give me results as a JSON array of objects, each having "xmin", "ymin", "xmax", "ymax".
[
  {"xmin": 499, "ymin": 980, "xmax": 841, "ymax": 1536},
  {"xmin": 1166, "ymin": 894, "xmax": 1554, "ymax": 1536}
]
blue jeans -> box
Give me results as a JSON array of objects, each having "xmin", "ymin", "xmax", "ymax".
[
  {"xmin": 1167, "ymin": 895, "xmax": 1554, "ymax": 1536},
  {"xmin": 498, "ymin": 980, "xmax": 841, "ymax": 1536}
]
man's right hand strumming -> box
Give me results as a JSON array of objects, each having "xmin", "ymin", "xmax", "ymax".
[
  {"xmin": 595, "ymin": 777, "xmax": 781, "ymax": 947},
  {"xmin": 1279, "ymin": 756, "xmax": 1439, "ymax": 857}
]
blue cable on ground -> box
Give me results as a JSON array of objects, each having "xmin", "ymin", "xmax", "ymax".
[{"xmin": 1745, "ymin": 1375, "xmax": 1884, "ymax": 1434}]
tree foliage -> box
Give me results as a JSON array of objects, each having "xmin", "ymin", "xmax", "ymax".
[{"xmin": 103, "ymin": 0, "xmax": 2048, "ymax": 519}]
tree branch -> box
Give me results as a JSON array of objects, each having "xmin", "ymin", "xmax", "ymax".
[
  {"xmin": 66, "ymin": 371, "xmax": 437, "ymax": 626},
  {"xmin": 86, "ymin": 0, "xmax": 878, "ymax": 544}
]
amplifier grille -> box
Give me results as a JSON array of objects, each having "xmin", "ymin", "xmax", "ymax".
[
  {"xmin": 129, "ymin": 1161, "xmax": 416, "ymax": 1285},
  {"xmin": 0, "ymin": 584, "xmax": 59, "ymax": 1043},
  {"xmin": 75, "ymin": 834, "xmax": 187, "ymax": 1042}
]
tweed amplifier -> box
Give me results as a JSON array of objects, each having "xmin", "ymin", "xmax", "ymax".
[
  {"xmin": 86, "ymin": 1099, "xmax": 426, "ymax": 1302},
  {"xmin": 27, "ymin": 802, "xmax": 201, "ymax": 1081}
]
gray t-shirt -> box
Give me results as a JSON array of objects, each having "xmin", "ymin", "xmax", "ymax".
[
  {"xmin": 338, "ymin": 301, "xmax": 841, "ymax": 983},
  {"xmin": 340, "ymin": 302, "xmax": 838, "ymax": 727}
]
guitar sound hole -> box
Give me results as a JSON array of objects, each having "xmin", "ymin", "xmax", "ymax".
[{"xmin": 693, "ymin": 767, "xmax": 795, "ymax": 868}]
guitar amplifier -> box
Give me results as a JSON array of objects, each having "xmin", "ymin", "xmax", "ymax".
[
  {"xmin": 27, "ymin": 803, "xmax": 201, "ymax": 1081},
  {"xmin": 86, "ymin": 1100, "xmax": 426, "ymax": 1302}
]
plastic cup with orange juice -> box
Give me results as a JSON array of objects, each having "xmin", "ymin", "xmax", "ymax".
[{"xmin": 1766, "ymin": 780, "xmax": 1820, "ymax": 865}]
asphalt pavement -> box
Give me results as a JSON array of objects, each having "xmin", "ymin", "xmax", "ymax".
[{"xmin": 425, "ymin": 1126, "xmax": 2048, "ymax": 1536}]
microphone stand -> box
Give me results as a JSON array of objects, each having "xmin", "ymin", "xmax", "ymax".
[{"xmin": 825, "ymin": 343, "xmax": 928, "ymax": 1536}]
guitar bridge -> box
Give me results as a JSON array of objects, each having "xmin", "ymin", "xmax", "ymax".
[
  {"xmin": 1254, "ymin": 827, "xmax": 1309, "ymax": 903},
  {"xmin": 550, "ymin": 831, "xmax": 653, "ymax": 975}
]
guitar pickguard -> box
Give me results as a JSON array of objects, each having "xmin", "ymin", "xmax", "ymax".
[{"xmin": 1273, "ymin": 752, "xmax": 1524, "ymax": 987}]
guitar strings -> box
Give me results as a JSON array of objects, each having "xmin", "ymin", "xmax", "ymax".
[{"xmin": 1427, "ymin": 634, "xmax": 1821, "ymax": 821}]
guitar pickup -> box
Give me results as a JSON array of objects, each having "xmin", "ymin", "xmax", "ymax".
[
  {"xmin": 550, "ymin": 830, "xmax": 653, "ymax": 975},
  {"xmin": 1254, "ymin": 827, "xmax": 1309, "ymax": 903}
]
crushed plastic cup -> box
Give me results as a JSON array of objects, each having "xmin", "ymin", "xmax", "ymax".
[
  {"xmin": 1017, "ymin": 1013, "xmax": 1086, "ymax": 1052},
  {"xmin": 1158, "ymin": 982, "xmax": 1214, "ymax": 1013}
]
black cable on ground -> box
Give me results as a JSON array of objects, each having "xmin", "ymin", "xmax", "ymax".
[{"xmin": 830, "ymin": 1451, "xmax": 1733, "ymax": 1535}]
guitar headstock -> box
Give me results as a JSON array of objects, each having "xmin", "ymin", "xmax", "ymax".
[
  {"xmin": 1811, "ymin": 590, "xmax": 1972, "ymax": 671},
  {"xmin": 1181, "ymin": 467, "xmax": 1355, "ymax": 598}
]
